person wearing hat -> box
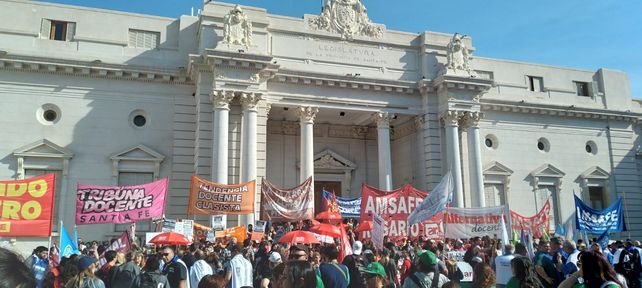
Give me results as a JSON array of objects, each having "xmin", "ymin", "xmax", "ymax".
[
  {"xmin": 342, "ymin": 241, "xmax": 366, "ymax": 288},
  {"xmin": 258, "ymin": 252, "xmax": 283, "ymax": 288},
  {"xmin": 66, "ymin": 256, "xmax": 105, "ymax": 288},
  {"xmin": 363, "ymin": 262, "xmax": 388, "ymax": 288},
  {"xmin": 402, "ymin": 251, "xmax": 449, "ymax": 288}
]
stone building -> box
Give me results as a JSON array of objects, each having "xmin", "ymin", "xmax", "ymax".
[{"xmin": 1, "ymin": 0, "xmax": 641, "ymax": 251}]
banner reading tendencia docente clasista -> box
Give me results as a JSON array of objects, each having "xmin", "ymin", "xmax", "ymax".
[
  {"xmin": 75, "ymin": 178, "xmax": 168, "ymax": 225},
  {"xmin": 188, "ymin": 176, "xmax": 255, "ymax": 215},
  {"xmin": 0, "ymin": 174, "xmax": 56, "ymax": 237}
]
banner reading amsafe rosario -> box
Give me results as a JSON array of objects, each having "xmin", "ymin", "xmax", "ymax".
[
  {"xmin": 510, "ymin": 201, "xmax": 550, "ymax": 238},
  {"xmin": 76, "ymin": 178, "xmax": 168, "ymax": 225},
  {"xmin": 444, "ymin": 206, "xmax": 507, "ymax": 239},
  {"xmin": 0, "ymin": 174, "xmax": 56, "ymax": 237},
  {"xmin": 261, "ymin": 177, "xmax": 314, "ymax": 222},
  {"xmin": 188, "ymin": 177, "xmax": 255, "ymax": 215}
]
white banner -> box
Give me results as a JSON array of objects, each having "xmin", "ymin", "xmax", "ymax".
[
  {"xmin": 254, "ymin": 220, "xmax": 267, "ymax": 233},
  {"xmin": 444, "ymin": 251, "xmax": 473, "ymax": 282},
  {"xmin": 212, "ymin": 215, "xmax": 225, "ymax": 231},
  {"xmin": 444, "ymin": 206, "xmax": 506, "ymax": 239},
  {"xmin": 372, "ymin": 213, "xmax": 385, "ymax": 250}
]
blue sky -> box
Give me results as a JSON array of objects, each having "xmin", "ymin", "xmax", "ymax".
[{"xmin": 39, "ymin": 0, "xmax": 642, "ymax": 98}]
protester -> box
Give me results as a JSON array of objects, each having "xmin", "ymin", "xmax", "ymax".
[
  {"xmin": 558, "ymin": 250, "xmax": 625, "ymax": 288},
  {"xmin": 189, "ymin": 251, "xmax": 213, "ymax": 288},
  {"xmin": 96, "ymin": 250, "xmax": 117, "ymax": 287},
  {"xmin": 0, "ymin": 246, "xmax": 37, "ymax": 288},
  {"xmin": 132, "ymin": 255, "xmax": 170, "ymax": 288},
  {"xmin": 506, "ymin": 256, "xmax": 543, "ymax": 288},
  {"xmin": 363, "ymin": 262, "xmax": 389, "ymax": 288},
  {"xmin": 66, "ymin": 256, "xmax": 105, "ymax": 288},
  {"xmin": 197, "ymin": 275, "xmax": 226, "ymax": 288},
  {"xmin": 319, "ymin": 244, "xmax": 350, "ymax": 288},
  {"xmin": 224, "ymin": 244, "xmax": 253, "ymax": 288},
  {"xmin": 26, "ymin": 245, "xmax": 49, "ymax": 288},
  {"xmin": 402, "ymin": 251, "xmax": 450, "ymax": 288},
  {"xmin": 280, "ymin": 260, "xmax": 317, "ymax": 288},
  {"xmin": 161, "ymin": 246, "xmax": 189, "ymax": 288},
  {"xmin": 560, "ymin": 240, "xmax": 581, "ymax": 279},
  {"xmin": 533, "ymin": 240, "xmax": 560, "ymax": 288},
  {"xmin": 111, "ymin": 250, "xmax": 141, "ymax": 287},
  {"xmin": 258, "ymin": 252, "xmax": 282, "ymax": 288},
  {"xmin": 380, "ymin": 248, "xmax": 400, "ymax": 287},
  {"xmin": 472, "ymin": 263, "xmax": 496, "ymax": 288},
  {"xmin": 43, "ymin": 257, "xmax": 67, "ymax": 288},
  {"xmin": 495, "ymin": 244, "xmax": 516, "ymax": 287}
]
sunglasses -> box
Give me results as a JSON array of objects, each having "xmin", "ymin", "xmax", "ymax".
[
  {"xmin": 162, "ymin": 253, "xmax": 171, "ymax": 257},
  {"xmin": 290, "ymin": 253, "xmax": 307, "ymax": 259}
]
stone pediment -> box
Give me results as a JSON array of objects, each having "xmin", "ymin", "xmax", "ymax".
[
  {"xmin": 580, "ymin": 166, "xmax": 609, "ymax": 180},
  {"xmin": 307, "ymin": 0, "xmax": 385, "ymax": 40},
  {"xmin": 13, "ymin": 139, "xmax": 73, "ymax": 159},
  {"xmin": 483, "ymin": 161, "xmax": 513, "ymax": 176},
  {"xmin": 110, "ymin": 144, "xmax": 165, "ymax": 162},
  {"xmin": 530, "ymin": 164, "xmax": 565, "ymax": 178},
  {"xmin": 313, "ymin": 149, "xmax": 356, "ymax": 170}
]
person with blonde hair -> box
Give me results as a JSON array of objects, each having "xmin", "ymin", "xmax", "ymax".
[{"xmin": 65, "ymin": 256, "xmax": 105, "ymax": 288}]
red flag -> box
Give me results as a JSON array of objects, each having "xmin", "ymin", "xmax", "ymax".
[
  {"xmin": 49, "ymin": 243, "xmax": 60, "ymax": 267},
  {"xmin": 338, "ymin": 224, "xmax": 352, "ymax": 263}
]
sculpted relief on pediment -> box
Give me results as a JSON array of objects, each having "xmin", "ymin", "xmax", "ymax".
[
  {"xmin": 308, "ymin": 0, "xmax": 384, "ymax": 40},
  {"xmin": 221, "ymin": 5, "xmax": 252, "ymax": 48}
]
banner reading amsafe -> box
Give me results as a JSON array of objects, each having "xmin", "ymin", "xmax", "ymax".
[
  {"xmin": 188, "ymin": 176, "xmax": 255, "ymax": 215},
  {"xmin": 76, "ymin": 178, "xmax": 168, "ymax": 225},
  {"xmin": 444, "ymin": 206, "xmax": 507, "ymax": 239},
  {"xmin": 0, "ymin": 174, "xmax": 56, "ymax": 237}
]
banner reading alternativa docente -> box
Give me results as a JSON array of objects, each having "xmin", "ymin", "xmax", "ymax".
[
  {"xmin": 0, "ymin": 174, "xmax": 56, "ymax": 237},
  {"xmin": 188, "ymin": 176, "xmax": 255, "ymax": 215},
  {"xmin": 444, "ymin": 206, "xmax": 507, "ymax": 239},
  {"xmin": 75, "ymin": 178, "xmax": 168, "ymax": 225}
]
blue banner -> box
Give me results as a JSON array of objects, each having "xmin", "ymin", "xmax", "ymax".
[
  {"xmin": 574, "ymin": 195, "xmax": 626, "ymax": 233},
  {"xmin": 322, "ymin": 190, "xmax": 361, "ymax": 218},
  {"xmin": 59, "ymin": 221, "xmax": 79, "ymax": 261}
]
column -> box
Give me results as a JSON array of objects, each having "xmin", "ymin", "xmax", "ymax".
[
  {"xmin": 442, "ymin": 110, "xmax": 464, "ymax": 207},
  {"xmin": 239, "ymin": 92, "xmax": 262, "ymax": 225},
  {"xmin": 210, "ymin": 90, "xmax": 235, "ymax": 226},
  {"xmin": 464, "ymin": 112, "xmax": 485, "ymax": 207},
  {"xmin": 297, "ymin": 106, "xmax": 318, "ymax": 184},
  {"xmin": 372, "ymin": 112, "xmax": 394, "ymax": 191}
]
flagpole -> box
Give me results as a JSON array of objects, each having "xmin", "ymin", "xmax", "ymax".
[
  {"xmin": 621, "ymin": 190, "xmax": 632, "ymax": 239},
  {"xmin": 47, "ymin": 235, "xmax": 52, "ymax": 259}
]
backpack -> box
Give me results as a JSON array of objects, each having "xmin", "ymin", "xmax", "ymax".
[
  {"xmin": 139, "ymin": 272, "xmax": 163, "ymax": 288},
  {"xmin": 112, "ymin": 266, "xmax": 137, "ymax": 288}
]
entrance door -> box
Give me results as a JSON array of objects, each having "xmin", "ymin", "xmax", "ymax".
[{"xmin": 314, "ymin": 181, "xmax": 342, "ymax": 214}]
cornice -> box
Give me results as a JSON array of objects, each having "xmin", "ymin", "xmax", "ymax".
[
  {"xmin": 480, "ymin": 99, "xmax": 642, "ymax": 123},
  {"xmin": 0, "ymin": 54, "xmax": 189, "ymax": 84},
  {"xmin": 273, "ymin": 69, "xmax": 416, "ymax": 94}
]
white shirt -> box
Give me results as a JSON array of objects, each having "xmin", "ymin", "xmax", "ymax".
[
  {"xmin": 189, "ymin": 259, "xmax": 213, "ymax": 288},
  {"xmin": 227, "ymin": 254, "xmax": 253, "ymax": 288},
  {"xmin": 495, "ymin": 253, "xmax": 516, "ymax": 285}
]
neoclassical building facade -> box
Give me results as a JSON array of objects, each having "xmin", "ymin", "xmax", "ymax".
[{"xmin": 1, "ymin": 0, "xmax": 641, "ymax": 250}]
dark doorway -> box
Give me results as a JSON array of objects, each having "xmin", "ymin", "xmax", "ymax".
[{"xmin": 314, "ymin": 181, "xmax": 341, "ymax": 214}]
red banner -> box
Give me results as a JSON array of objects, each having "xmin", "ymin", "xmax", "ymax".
[
  {"xmin": 510, "ymin": 200, "xmax": 551, "ymax": 239},
  {"xmin": 0, "ymin": 174, "xmax": 56, "ymax": 237},
  {"xmin": 360, "ymin": 184, "xmax": 442, "ymax": 240}
]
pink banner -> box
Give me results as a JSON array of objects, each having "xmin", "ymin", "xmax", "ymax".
[{"xmin": 75, "ymin": 178, "xmax": 168, "ymax": 225}]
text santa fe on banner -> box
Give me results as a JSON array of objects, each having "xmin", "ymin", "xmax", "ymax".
[
  {"xmin": 0, "ymin": 174, "xmax": 56, "ymax": 237},
  {"xmin": 76, "ymin": 178, "xmax": 168, "ymax": 225},
  {"xmin": 261, "ymin": 177, "xmax": 314, "ymax": 222},
  {"xmin": 188, "ymin": 176, "xmax": 255, "ymax": 215},
  {"xmin": 444, "ymin": 206, "xmax": 507, "ymax": 239},
  {"xmin": 510, "ymin": 200, "xmax": 551, "ymax": 238},
  {"xmin": 575, "ymin": 195, "xmax": 625, "ymax": 233},
  {"xmin": 361, "ymin": 184, "xmax": 442, "ymax": 240}
]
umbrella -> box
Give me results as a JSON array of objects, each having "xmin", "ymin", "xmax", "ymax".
[
  {"xmin": 278, "ymin": 230, "xmax": 320, "ymax": 244},
  {"xmin": 149, "ymin": 232, "xmax": 191, "ymax": 245},
  {"xmin": 310, "ymin": 219, "xmax": 321, "ymax": 226},
  {"xmin": 354, "ymin": 221, "xmax": 373, "ymax": 233},
  {"xmin": 315, "ymin": 211, "xmax": 342, "ymax": 221},
  {"xmin": 310, "ymin": 223, "xmax": 342, "ymax": 238}
]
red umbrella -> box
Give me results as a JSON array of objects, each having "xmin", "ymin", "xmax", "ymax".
[
  {"xmin": 354, "ymin": 221, "xmax": 373, "ymax": 233},
  {"xmin": 310, "ymin": 223, "xmax": 342, "ymax": 238},
  {"xmin": 310, "ymin": 219, "xmax": 321, "ymax": 226},
  {"xmin": 278, "ymin": 230, "xmax": 321, "ymax": 244},
  {"xmin": 149, "ymin": 232, "xmax": 191, "ymax": 245},
  {"xmin": 315, "ymin": 211, "xmax": 342, "ymax": 221}
]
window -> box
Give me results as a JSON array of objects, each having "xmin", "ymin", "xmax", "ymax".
[
  {"xmin": 484, "ymin": 183, "xmax": 505, "ymax": 206},
  {"xmin": 588, "ymin": 186, "xmax": 606, "ymax": 209},
  {"xmin": 128, "ymin": 29, "xmax": 160, "ymax": 49},
  {"xmin": 536, "ymin": 185, "xmax": 559, "ymax": 232},
  {"xmin": 114, "ymin": 172, "xmax": 154, "ymax": 232},
  {"xmin": 537, "ymin": 137, "xmax": 550, "ymax": 152},
  {"xmin": 575, "ymin": 81, "xmax": 590, "ymax": 97},
  {"xmin": 41, "ymin": 19, "xmax": 75, "ymax": 41},
  {"xmin": 25, "ymin": 169, "xmax": 62, "ymax": 232},
  {"xmin": 528, "ymin": 76, "xmax": 544, "ymax": 92}
]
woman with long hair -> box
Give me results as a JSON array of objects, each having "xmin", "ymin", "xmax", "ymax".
[
  {"xmin": 472, "ymin": 263, "xmax": 497, "ymax": 288},
  {"xmin": 506, "ymin": 256, "xmax": 544, "ymax": 288},
  {"xmin": 65, "ymin": 256, "xmax": 105, "ymax": 288},
  {"xmin": 558, "ymin": 250, "xmax": 625, "ymax": 288}
]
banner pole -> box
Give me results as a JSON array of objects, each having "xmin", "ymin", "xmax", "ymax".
[
  {"xmin": 47, "ymin": 235, "xmax": 52, "ymax": 259},
  {"xmin": 621, "ymin": 192, "xmax": 632, "ymax": 239}
]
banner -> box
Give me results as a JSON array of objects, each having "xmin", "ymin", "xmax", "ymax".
[
  {"xmin": 574, "ymin": 195, "xmax": 625, "ymax": 233},
  {"xmin": 372, "ymin": 213, "xmax": 384, "ymax": 250},
  {"xmin": 251, "ymin": 220, "xmax": 267, "ymax": 241},
  {"xmin": 261, "ymin": 177, "xmax": 314, "ymax": 222},
  {"xmin": 444, "ymin": 206, "xmax": 506, "ymax": 239},
  {"xmin": 360, "ymin": 184, "xmax": 442, "ymax": 240},
  {"xmin": 444, "ymin": 251, "xmax": 474, "ymax": 282},
  {"xmin": 193, "ymin": 222, "xmax": 212, "ymax": 242},
  {"xmin": 0, "ymin": 174, "xmax": 56, "ymax": 237},
  {"xmin": 212, "ymin": 216, "xmax": 225, "ymax": 231},
  {"xmin": 408, "ymin": 171, "xmax": 453, "ymax": 225},
  {"xmin": 510, "ymin": 200, "xmax": 551, "ymax": 239},
  {"xmin": 59, "ymin": 221, "xmax": 79, "ymax": 260},
  {"xmin": 215, "ymin": 226, "xmax": 247, "ymax": 242},
  {"xmin": 188, "ymin": 177, "xmax": 255, "ymax": 215},
  {"xmin": 98, "ymin": 230, "xmax": 131, "ymax": 266},
  {"xmin": 322, "ymin": 190, "xmax": 361, "ymax": 218},
  {"xmin": 75, "ymin": 178, "xmax": 168, "ymax": 225}
]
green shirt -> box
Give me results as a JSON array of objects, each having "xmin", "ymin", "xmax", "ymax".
[
  {"xmin": 505, "ymin": 277, "xmax": 521, "ymax": 288},
  {"xmin": 572, "ymin": 284, "xmax": 619, "ymax": 288}
]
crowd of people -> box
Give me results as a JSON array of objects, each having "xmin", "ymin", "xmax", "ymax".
[{"xmin": 4, "ymin": 219, "xmax": 642, "ymax": 288}]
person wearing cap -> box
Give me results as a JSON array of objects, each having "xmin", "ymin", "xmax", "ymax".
[
  {"xmin": 363, "ymin": 262, "xmax": 389, "ymax": 288},
  {"xmin": 66, "ymin": 256, "xmax": 105, "ymax": 288},
  {"xmin": 258, "ymin": 252, "xmax": 283, "ymax": 288},
  {"xmin": 342, "ymin": 241, "xmax": 366, "ymax": 288},
  {"xmin": 402, "ymin": 250, "xmax": 449, "ymax": 288}
]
